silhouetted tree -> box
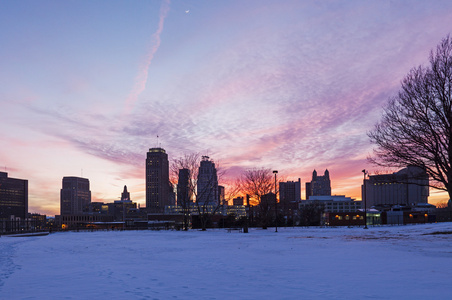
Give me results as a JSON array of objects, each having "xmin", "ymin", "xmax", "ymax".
[
  {"xmin": 171, "ymin": 153, "xmax": 198, "ymax": 230},
  {"xmin": 299, "ymin": 203, "xmax": 324, "ymax": 226},
  {"xmin": 223, "ymin": 178, "xmax": 242, "ymax": 205},
  {"xmin": 171, "ymin": 153, "xmax": 222, "ymax": 231},
  {"xmin": 239, "ymin": 168, "xmax": 275, "ymax": 229},
  {"xmin": 369, "ymin": 35, "xmax": 452, "ymax": 200},
  {"xmin": 436, "ymin": 201, "xmax": 449, "ymax": 209}
]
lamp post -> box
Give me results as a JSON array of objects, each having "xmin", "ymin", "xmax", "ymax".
[
  {"xmin": 118, "ymin": 196, "xmax": 126, "ymax": 231},
  {"xmin": 122, "ymin": 199, "xmax": 125, "ymax": 231},
  {"xmin": 273, "ymin": 170, "xmax": 278, "ymax": 233},
  {"xmin": 362, "ymin": 169, "xmax": 368, "ymax": 229},
  {"xmin": 243, "ymin": 194, "xmax": 249, "ymax": 233}
]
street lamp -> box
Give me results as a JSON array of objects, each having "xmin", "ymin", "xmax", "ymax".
[
  {"xmin": 362, "ymin": 169, "xmax": 368, "ymax": 229},
  {"xmin": 273, "ymin": 170, "xmax": 278, "ymax": 233}
]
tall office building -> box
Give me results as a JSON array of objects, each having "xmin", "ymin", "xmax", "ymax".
[
  {"xmin": 146, "ymin": 147, "xmax": 170, "ymax": 213},
  {"xmin": 279, "ymin": 179, "xmax": 301, "ymax": 203},
  {"xmin": 168, "ymin": 183, "xmax": 176, "ymax": 206},
  {"xmin": 60, "ymin": 177, "xmax": 91, "ymax": 215},
  {"xmin": 197, "ymin": 156, "xmax": 219, "ymax": 206},
  {"xmin": 0, "ymin": 172, "xmax": 28, "ymax": 220},
  {"xmin": 177, "ymin": 168, "xmax": 191, "ymax": 207},
  {"xmin": 306, "ymin": 169, "xmax": 331, "ymax": 199}
]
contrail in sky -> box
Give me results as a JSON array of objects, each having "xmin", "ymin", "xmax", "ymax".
[{"xmin": 124, "ymin": 0, "xmax": 170, "ymax": 114}]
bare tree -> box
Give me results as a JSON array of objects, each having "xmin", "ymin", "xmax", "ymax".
[
  {"xmin": 436, "ymin": 201, "xmax": 449, "ymax": 209},
  {"xmin": 171, "ymin": 153, "xmax": 223, "ymax": 231},
  {"xmin": 299, "ymin": 203, "xmax": 325, "ymax": 226},
  {"xmin": 239, "ymin": 168, "xmax": 276, "ymax": 229},
  {"xmin": 221, "ymin": 178, "xmax": 242, "ymax": 205},
  {"xmin": 368, "ymin": 35, "xmax": 452, "ymax": 200},
  {"xmin": 240, "ymin": 168, "xmax": 274, "ymax": 204},
  {"xmin": 170, "ymin": 153, "xmax": 199, "ymax": 230}
]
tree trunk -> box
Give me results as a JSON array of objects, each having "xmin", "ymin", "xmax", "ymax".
[{"xmin": 449, "ymin": 109, "xmax": 452, "ymax": 201}]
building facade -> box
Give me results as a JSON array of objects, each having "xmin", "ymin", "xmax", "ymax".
[
  {"xmin": 363, "ymin": 166, "xmax": 429, "ymax": 208},
  {"xmin": 218, "ymin": 185, "xmax": 225, "ymax": 205},
  {"xmin": 0, "ymin": 172, "xmax": 28, "ymax": 220},
  {"xmin": 60, "ymin": 176, "xmax": 91, "ymax": 215},
  {"xmin": 233, "ymin": 197, "xmax": 244, "ymax": 206},
  {"xmin": 280, "ymin": 179, "xmax": 301, "ymax": 203},
  {"xmin": 146, "ymin": 147, "xmax": 170, "ymax": 213},
  {"xmin": 177, "ymin": 168, "xmax": 191, "ymax": 207},
  {"xmin": 303, "ymin": 195, "xmax": 361, "ymax": 213},
  {"xmin": 197, "ymin": 156, "xmax": 219, "ymax": 206},
  {"xmin": 306, "ymin": 169, "xmax": 331, "ymax": 198}
]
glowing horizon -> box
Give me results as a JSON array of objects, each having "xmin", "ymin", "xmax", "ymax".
[{"xmin": 1, "ymin": 0, "xmax": 451, "ymax": 216}]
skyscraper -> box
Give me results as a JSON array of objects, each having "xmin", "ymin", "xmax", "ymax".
[
  {"xmin": 197, "ymin": 156, "xmax": 218, "ymax": 206},
  {"xmin": 60, "ymin": 177, "xmax": 91, "ymax": 215},
  {"xmin": 0, "ymin": 172, "xmax": 28, "ymax": 220},
  {"xmin": 306, "ymin": 169, "xmax": 331, "ymax": 199},
  {"xmin": 177, "ymin": 168, "xmax": 191, "ymax": 207},
  {"xmin": 279, "ymin": 178, "xmax": 301, "ymax": 203},
  {"xmin": 146, "ymin": 147, "xmax": 170, "ymax": 213}
]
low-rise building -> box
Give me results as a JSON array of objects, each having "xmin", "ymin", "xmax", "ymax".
[
  {"xmin": 227, "ymin": 205, "xmax": 246, "ymax": 219},
  {"xmin": 322, "ymin": 209, "xmax": 381, "ymax": 226},
  {"xmin": 302, "ymin": 195, "xmax": 361, "ymax": 213}
]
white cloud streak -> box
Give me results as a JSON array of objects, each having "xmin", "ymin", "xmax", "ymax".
[{"xmin": 124, "ymin": 0, "xmax": 171, "ymax": 115}]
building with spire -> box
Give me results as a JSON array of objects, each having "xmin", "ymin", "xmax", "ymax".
[
  {"xmin": 121, "ymin": 185, "xmax": 130, "ymax": 201},
  {"xmin": 305, "ymin": 169, "xmax": 331, "ymax": 199},
  {"xmin": 113, "ymin": 185, "xmax": 136, "ymax": 222},
  {"xmin": 146, "ymin": 147, "xmax": 170, "ymax": 213}
]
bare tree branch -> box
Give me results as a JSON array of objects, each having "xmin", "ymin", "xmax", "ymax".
[{"xmin": 368, "ymin": 35, "xmax": 452, "ymax": 200}]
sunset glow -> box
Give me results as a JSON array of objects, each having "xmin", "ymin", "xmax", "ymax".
[{"xmin": 1, "ymin": 0, "xmax": 451, "ymax": 215}]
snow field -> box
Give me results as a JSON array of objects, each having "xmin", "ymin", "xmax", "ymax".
[{"xmin": 1, "ymin": 223, "xmax": 451, "ymax": 299}]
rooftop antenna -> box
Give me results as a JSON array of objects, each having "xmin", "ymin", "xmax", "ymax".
[{"xmin": 157, "ymin": 135, "xmax": 159, "ymax": 148}]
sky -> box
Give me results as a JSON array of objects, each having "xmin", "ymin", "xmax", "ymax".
[{"xmin": 1, "ymin": 0, "xmax": 451, "ymax": 216}]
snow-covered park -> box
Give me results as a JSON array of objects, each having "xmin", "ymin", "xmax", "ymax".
[{"xmin": 1, "ymin": 223, "xmax": 451, "ymax": 299}]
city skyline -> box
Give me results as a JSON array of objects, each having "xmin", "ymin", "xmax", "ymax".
[{"xmin": 1, "ymin": 0, "xmax": 451, "ymax": 215}]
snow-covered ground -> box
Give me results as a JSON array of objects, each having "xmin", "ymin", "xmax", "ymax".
[{"xmin": 1, "ymin": 223, "xmax": 452, "ymax": 299}]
